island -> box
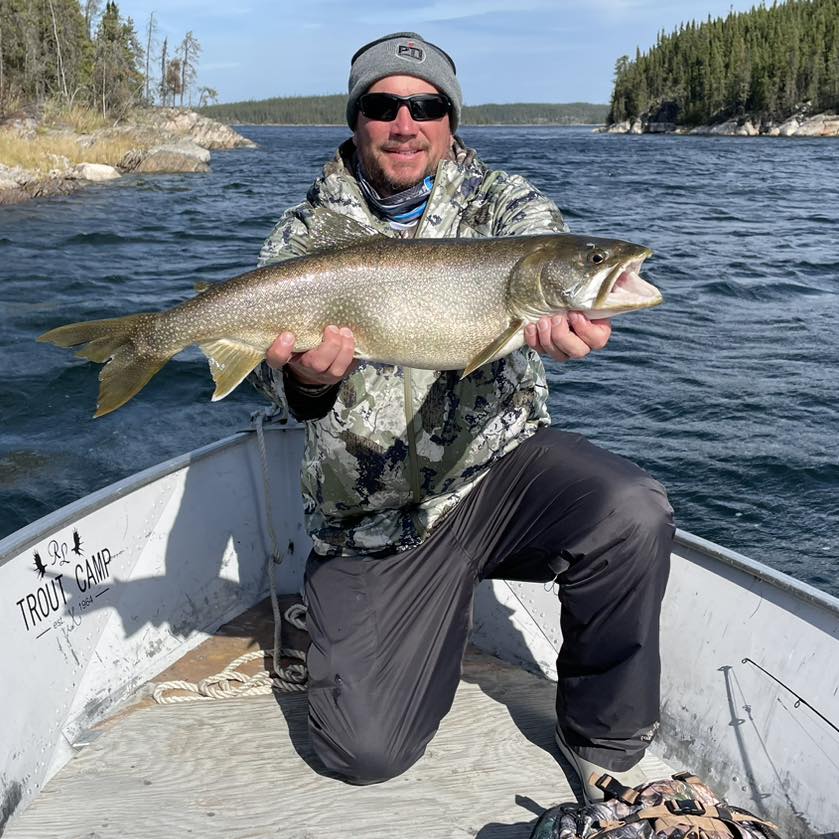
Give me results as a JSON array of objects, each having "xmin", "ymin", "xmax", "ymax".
[{"xmin": 602, "ymin": 0, "xmax": 839, "ymax": 137}]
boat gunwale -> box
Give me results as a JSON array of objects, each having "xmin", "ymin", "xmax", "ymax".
[{"xmin": 673, "ymin": 528, "xmax": 839, "ymax": 616}]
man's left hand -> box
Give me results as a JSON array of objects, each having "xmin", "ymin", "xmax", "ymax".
[{"xmin": 524, "ymin": 312, "xmax": 612, "ymax": 362}]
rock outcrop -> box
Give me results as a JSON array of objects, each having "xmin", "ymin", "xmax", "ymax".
[
  {"xmin": 0, "ymin": 108, "xmax": 255, "ymax": 206},
  {"xmin": 0, "ymin": 162, "xmax": 82, "ymax": 205},
  {"xmin": 140, "ymin": 108, "xmax": 257, "ymax": 150},
  {"xmin": 121, "ymin": 141, "xmax": 211, "ymax": 174},
  {"xmin": 792, "ymin": 114, "xmax": 839, "ymax": 137},
  {"xmin": 70, "ymin": 163, "xmax": 121, "ymax": 181},
  {"xmin": 601, "ymin": 109, "xmax": 839, "ymax": 137},
  {"xmin": 0, "ymin": 164, "xmax": 28, "ymax": 205},
  {"xmin": 689, "ymin": 119, "xmax": 759, "ymax": 136}
]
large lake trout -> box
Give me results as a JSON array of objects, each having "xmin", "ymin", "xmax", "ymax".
[{"xmin": 38, "ymin": 210, "xmax": 662, "ymax": 417}]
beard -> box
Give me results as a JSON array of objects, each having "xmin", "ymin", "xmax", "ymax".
[{"xmin": 356, "ymin": 143, "xmax": 437, "ymax": 197}]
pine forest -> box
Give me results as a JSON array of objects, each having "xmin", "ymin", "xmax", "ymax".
[{"xmin": 609, "ymin": 0, "xmax": 839, "ymax": 126}]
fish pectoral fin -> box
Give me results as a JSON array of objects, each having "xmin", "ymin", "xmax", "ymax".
[
  {"xmin": 461, "ymin": 320, "xmax": 524, "ymax": 379},
  {"xmin": 199, "ymin": 339, "xmax": 265, "ymax": 401},
  {"xmin": 292, "ymin": 207, "xmax": 385, "ymax": 254}
]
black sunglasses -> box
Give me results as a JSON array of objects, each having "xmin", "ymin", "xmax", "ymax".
[{"xmin": 358, "ymin": 92, "xmax": 451, "ymax": 122}]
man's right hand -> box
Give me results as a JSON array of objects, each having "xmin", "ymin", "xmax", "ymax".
[{"xmin": 266, "ymin": 325, "xmax": 357, "ymax": 386}]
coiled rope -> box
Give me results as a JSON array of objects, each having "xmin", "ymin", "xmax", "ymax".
[{"xmin": 153, "ymin": 411, "xmax": 309, "ymax": 705}]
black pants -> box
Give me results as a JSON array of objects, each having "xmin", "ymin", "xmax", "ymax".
[{"xmin": 304, "ymin": 428, "xmax": 675, "ymax": 784}]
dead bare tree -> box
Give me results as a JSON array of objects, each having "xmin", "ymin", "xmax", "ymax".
[
  {"xmin": 144, "ymin": 11, "xmax": 156, "ymax": 103},
  {"xmin": 46, "ymin": 0, "xmax": 69, "ymax": 101},
  {"xmin": 197, "ymin": 85, "xmax": 218, "ymax": 107},
  {"xmin": 159, "ymin": 36, "xmax": 167, "ymax": 105},
  {"xmin": 178, "ymin": 31, "xmax": 201, "ymax": 107},
  {"xmin": 83, "ymin": 0, "xmax": 102, "ymax": 40}
]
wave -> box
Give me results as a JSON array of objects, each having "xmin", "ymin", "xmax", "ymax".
[
  {"xmin": 61, "ymin": 231, "xmax": 151, "ymax": 246},
  {"xmin": 693, "ymin": 278, "xmax": 831, "ymax": 300}
]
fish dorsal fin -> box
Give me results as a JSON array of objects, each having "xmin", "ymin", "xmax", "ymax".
[
  {"xmin": 194, "ymin": 281, "xmax": 212, "ymax": 294},
  {"xmin": 199, "ymin": 338, "xmax": 265, "ymax": 401},
  {"xmin": 461, "ymin": 319, "xmax": 524, "ymax": 378},
  {"xmin": 292, "ymin": 207, "xmax": 385, "ymax": 255}
]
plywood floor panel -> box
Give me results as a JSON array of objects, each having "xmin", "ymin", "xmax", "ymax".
[{"xmin": 8, "ymin": 652, "xmax": 579, "ymax": 839}]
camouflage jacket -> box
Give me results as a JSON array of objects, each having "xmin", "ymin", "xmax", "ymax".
[{"xmin": 252, "ymin": 138, "xmax": 568, "ymax": 557}]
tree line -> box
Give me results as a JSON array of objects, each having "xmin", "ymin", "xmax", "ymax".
[
  {"xmin": 0, "ymin": 0, "xmax": 215, "ymax": 118},
  {"xmin": 199, "ymin": 95, "xmax": 610, "ymax": 126},
  {"xmin": 609, "ymin": 0, "xmax": 839, "ymax": 126}
]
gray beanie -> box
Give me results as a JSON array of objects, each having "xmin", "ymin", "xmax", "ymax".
[{"xmin": 346, "ymin": 32, "xmax": 463, "ymax": 131}]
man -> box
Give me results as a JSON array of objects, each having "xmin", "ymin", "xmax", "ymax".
[{"xmin": 251, "ymin": 32, "xmax": 674, "ymax": 802}]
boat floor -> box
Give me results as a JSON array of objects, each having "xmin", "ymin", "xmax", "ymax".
[{"xmin": 7, "ymin": 597, "xmax": 677, "ymax": 839}]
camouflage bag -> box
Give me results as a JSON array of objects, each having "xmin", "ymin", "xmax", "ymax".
[{"xmin": 529, "ymin": 771, "xmax": 782, "ymax": 839}]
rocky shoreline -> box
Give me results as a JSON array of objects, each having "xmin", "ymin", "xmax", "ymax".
[
  {"xmin": 601, "ymin": 111, "xmax": 839, "ymax": 137},
  {"xmin": 0, "ymin": 108, "xmax": 256, "ymax": 206}
]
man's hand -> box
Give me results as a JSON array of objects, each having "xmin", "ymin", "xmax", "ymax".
[
  {"xmin": 524, "ymin": 312, "xmax": 612, "ymax": 362},
  {"xmin": 266, "ymin": 325, "xmax": 357, "ymax": 386}
]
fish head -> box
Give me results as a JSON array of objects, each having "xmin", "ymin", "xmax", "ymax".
[{"xmin": 537, "ymin": 234, "xmax": 662, "ymax": 318}]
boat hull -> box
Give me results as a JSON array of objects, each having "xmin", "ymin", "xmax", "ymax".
[{"xmin": 1, "ymin": 424, "xmax": 837, "ymax": 836}]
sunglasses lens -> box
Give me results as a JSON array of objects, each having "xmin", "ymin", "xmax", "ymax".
[
  {"xmin": 359, "ymin": 93, "xmax": 449, "ymax": 122},
  {"xmin": 409, "ymin": 95, "xmax": 449, "ymax": 120},
  {"xmin": 359, "ymin": 94, "xmax": 398, "ymax": 121}
]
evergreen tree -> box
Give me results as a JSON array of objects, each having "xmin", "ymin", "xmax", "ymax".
[
  {"xmin": 91, "ymin": 1, "xmax": 143, "ymax": 117},
  {"xmin": 0, "ymin": 0, "xmax": 89, "ymax": 107}
]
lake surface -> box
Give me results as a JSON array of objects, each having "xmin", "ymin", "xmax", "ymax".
[{"xmin": 0, "ymin": 126, "xmax": 837, "ymax": 594}]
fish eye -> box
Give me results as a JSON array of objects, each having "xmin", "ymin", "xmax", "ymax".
[{"xmin": 589, "ymin": 250, "xmax": 607, "ymax": 265}]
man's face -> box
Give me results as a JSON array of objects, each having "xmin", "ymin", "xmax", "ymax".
[{"xmin": 353, "ymin": 75, "xmax": 454, "ymax": 197}]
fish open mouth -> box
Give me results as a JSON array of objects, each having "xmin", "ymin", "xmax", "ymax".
[{"xmin": 594, "ymin": 249, "xmax": 662, "ymax": 314}]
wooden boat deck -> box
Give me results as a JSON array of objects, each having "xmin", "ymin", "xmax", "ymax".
[{"xmin": 6, "ymin": 597, "xmax": 676, "ymax": 839}]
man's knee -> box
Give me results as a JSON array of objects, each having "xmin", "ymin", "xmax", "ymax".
[
  {"xmin": 602, "ymin": 475, "xmax": 675, "ymax": 586},
  {"xmin": 618, "ymin": 475, "xmax": 675, "ymax": 537},
  {"xmin": 565, "ymin": 470, "xmax": 674, "ymax": 578},
  {"xmin": 310, "ymin": 720, "xmax": 424, "ymax": 785}
]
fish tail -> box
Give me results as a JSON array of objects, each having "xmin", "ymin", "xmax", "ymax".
[{"xmin": 38, "ymin": 313, "xmax": 176, "ymax": 417}]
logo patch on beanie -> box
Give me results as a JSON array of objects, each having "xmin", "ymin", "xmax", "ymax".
[{"xmin": 397, "ymin": 42, "xmax": 425, "ymax": 62}]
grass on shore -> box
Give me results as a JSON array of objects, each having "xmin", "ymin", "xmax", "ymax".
[
  {"xmin": 41, "ymin": 102, "xmax": 113, "ymax": 134},
  {"xmin": 0, "ymin": 132, "xmax": 144, "ymax": 172},
  {"xmin": 0, "ymin": 104, "xmax": 149, "ymax": 173}
]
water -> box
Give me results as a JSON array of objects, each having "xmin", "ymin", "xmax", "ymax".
[{"xmin": 1, "ymin": 126, "xmax": 837, "ymax": 594}]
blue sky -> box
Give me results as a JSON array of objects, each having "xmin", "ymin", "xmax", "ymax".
[{"xmin": 120, "ymin": 0, "xmax": 767, "ymax": 105}]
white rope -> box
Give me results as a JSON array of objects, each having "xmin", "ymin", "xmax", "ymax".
[
  {"xmin": 153, "ymin": 411, "xmax": 310, "ymax": 705},
  {"xmin": 152, "ymin": 605, "xmax": 308, "ymax": 704}
]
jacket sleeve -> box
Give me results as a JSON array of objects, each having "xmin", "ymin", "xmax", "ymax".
[
  {"xmin": 248, "ymin": 204, "xmax": 341, "ymax": 422},
  {"xmin": 488, "ymin": 172, "xmax": 570, "ymax": 238}
]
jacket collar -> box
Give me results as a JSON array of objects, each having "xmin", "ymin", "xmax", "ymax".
[{"xmin": 308, "ymin": 136, "xmax": 485, "ymax": 234}]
